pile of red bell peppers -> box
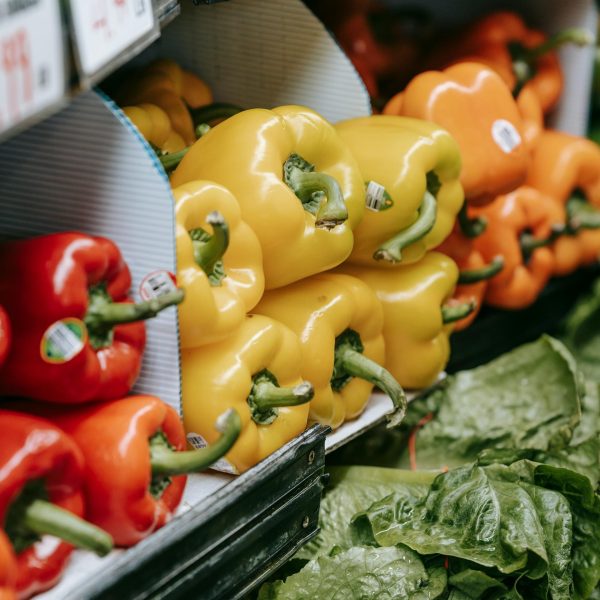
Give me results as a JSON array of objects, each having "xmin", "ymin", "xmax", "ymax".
[{"xmin": 0, "ymin": 232, "xmax": 241, "ymax": 599}]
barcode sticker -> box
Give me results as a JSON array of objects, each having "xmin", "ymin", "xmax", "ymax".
[
  {"xmin": 139, "ymin": 270, "xmax": 177, "ymax": 301},
  {"xmin": 40, "ymin": 319, "xmax": 87, "ymax": 363},
  {"xmin": 68, "ymin": 0, "xmax": 156, "ymax": 77},
  {"xmin": 187, "ymin": 432, "xmax": 239, "ymax": 475},
  {"xmin": 0, "ymin": 0, "xmax": 66, "ymax": 136},
  {"xmin": 365, "ymin": 180, "xmax": 393, "ymax": 212},
  {"xmin": 491, "ymin": 119, "xmax": 522, "ymax": 154}
]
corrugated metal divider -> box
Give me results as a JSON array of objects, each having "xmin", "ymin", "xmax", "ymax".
[{"xmin": 0, "ymin": 91, "xmax": 181, "ymax": 410}]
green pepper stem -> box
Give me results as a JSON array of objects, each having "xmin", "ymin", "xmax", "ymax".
[
  {"xmin": 159, "ymin": 147, "xmax": 189, "ymax": 171},
  {"xmin": 188, "ymin": 102, "xmax": 244, "ymax": 127},
  {"xmin": 521, "ymin": 28, "xmax": 593, "ymax": 61},
  {"xmin": 441, "ymin": 301, "xmax": 476, "ymax": 324},
  {"xmin": 85, "ymin": 288, "xmax": 184, "ymax": 331},
  {"xmin": 373, "ymin": 190, "xmax": 437, "ymax": 263},
  {"xmin": 192, "ymin": 211, "xmax": 230, "ymax": 276},
  {"xmin": 520, "ymin": 232, "xmax": 553, "ymax": 254},
  {"xmin": 457, "ymin": 202, "xmax": 487, "ymax": 239},
  {"xmin": 457, "ymin": 256, "xmax": 505, "ymax": 284},
  {"xmin": 23, "ymin": 499, "xmax": 113, "ymax": 556},
  {"xmin": 335, "ymin": 345, "xmax": 407, "ymax": 428},
  {"xmin": 287, "ymin": 167, "xmax": 348, "ymax": 229},
  {"xmin": 252, "ymin": 381, "xmax": 314, "ymax": 410},
  {"xmin": 151, "ymin": 409, "xmax": 242, "ymax": 476},
  {"xmin": 568, "ymin": 198, "xmax": 600, "ymax": 231},
  {"xmin": 195, "ymin": 123, "xmax": 211, "ymax": 138}
]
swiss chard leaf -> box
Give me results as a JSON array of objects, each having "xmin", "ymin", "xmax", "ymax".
[
  {"xmin": 353, "ymin": 462, "xmax": 574, "ymax": 599},
  {"xmin": 258, "ymin": 545, "xmax": 447, "ymax": 600},
  {"xmin": 297, "ymin": 466, "xmax": 435, "ymax": 560},
  {"xmin": 399, "ymin": 336, "xmax": 582, "ymax": 471}
]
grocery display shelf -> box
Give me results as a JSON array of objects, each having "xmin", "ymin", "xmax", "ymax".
[{"xmin": 39, "ymin": 425, "xmax": 327, "ymax": 600}]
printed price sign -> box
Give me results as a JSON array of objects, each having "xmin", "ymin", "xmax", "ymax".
[
  {"xmin": 68, "ymin": 0, "xmax": 157, "ymax": 79},
  {"xmin": 0, "ymin": 0, "xmax": 66, "ymax": 136}
]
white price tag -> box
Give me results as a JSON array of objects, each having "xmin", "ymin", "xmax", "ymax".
[
  {"xmin": 365, "ymin": 180, "xmax": 393, "ymax": 212},
  {"xmin": 186, "ymin": 432, "xmax": 239, "ymax": 475},
  {"xmin": 139, "ymin": 270, "xmax": 178, "ymax": 301},
  {"xmin": 0, "ymin": 0, "xmax": 65, "ymax": 135},
  {"xmin": 491, "ymin": 119, "xmax": 522, "ymax": 154},
  {"xmin": 68, "ymin": 0, "xmax": 156, "ymax": 77}
]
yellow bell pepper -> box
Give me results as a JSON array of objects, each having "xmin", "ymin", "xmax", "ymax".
[
  {"xmin": 255, "ymin": 273, "xmax": 406, "ymax": 429},
  {"xmin": 335, "ymin": 115, "xmax": 464, "ymax": 266},
  {"xmin": 174, "ymin": 180, "xmax": 265, "ymax": 347},
  {"xmin": 122, "ymin": 103, "xmax": 172, "ymax": 148},
  {"xmin": 182, "ymin": 315, "xmax": 313, "ymax": 473},
  {"xmin": 171, "ymin": 106, "xmax": 365, "ymax": 289},
  {"xmin": 145, "ymin": 59, "xmax": 213, "ymax": 109},
  {"xmin": 338, "ymin": 252, "xmax": 473, "ymax": 389}
]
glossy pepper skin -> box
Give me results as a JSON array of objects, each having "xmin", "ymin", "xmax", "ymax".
[
  {"xmin": 118, "ymin": 59, "xmax": 213, "ymax": 145},
  {"xmin": 174, "ymin": 181, "xmax": 265, "ymax": 348},
  {"xmin": 428, "ymin": 11, "xmax": 589, "ymax": 113},
  {"xmin": 123, "ymin": 103, "xmax": 187, "ymax": 154},
  {"xmin": 339, "ymin": 252, "xmax": 459, "ymax": 389},
  {"xmin": 0, "ymin": 307, "xmax": 10, "ymax": 367},
  {"xmin": 472, "ymin": 187, "xmax": 563, "ymax": 308},
  {"xmin": 335, "ymin": 115, "xmax": 464, "ymax": 266},
  {"xmin": 0, "ymin": 233, "xmax": 171, "ymax": 404},
  {"xmin": 171, "ymin": 105, "xmax": 365, "ymax": 289},
  {"xmin": 0, "ymin": 531, "xmax": 16, "ymax": 600},
  {"xmin": 0, "ymin": 411, "xmax": 87, "ymax": 599},
  {"xmin": 436, "ymin": 228, "xmax": 502, "ymax": 331},
  {"xmin": 255, "ymin": 274, "xmax": 406, "ymax": 429},
  {"xmin": 384, "ymin": 63, "xmax": 529, "ymax": 206},
  {"xmin": 26, "ymin": 396, "xmax": 187, "ymax": 548},
  {"xmin": 527, "ymin": 130, "xmax": 600, "ymax": 274},
  {"xmin": 182, "ymin": 315, "xmax": 312, "ymax": 473}
]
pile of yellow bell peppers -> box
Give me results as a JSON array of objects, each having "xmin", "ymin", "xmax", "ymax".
[{"xmin": 117, "ymin": 57, "xmax": 554, "ymax": 474}]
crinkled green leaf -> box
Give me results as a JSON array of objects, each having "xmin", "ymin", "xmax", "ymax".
[
  {"xmin": 398, "ymin": 336, "xmax": 582, "ymax": 471},
  {"xmin": 353, "ymin": 462, "xmax": 574, "ymax": 599},
  {"xmin": 258, "ymin": 546, "xmax": 447, "ymax": 600},
  {"xmin": 448, "ymin": 569, "xmax": 508, "ymax": 598},
  {"xmin": 297, "ymin": 466, "xmax": 434, "ymax": 560}
]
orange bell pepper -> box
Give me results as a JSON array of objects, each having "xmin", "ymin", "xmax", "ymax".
[
  {"xmin": 436, "ymin": 227, "xmax": 504, "ymax": 330},
  {"xmin": 426, "ymin": 11, "xmax": 591, "ymax": 113},
  {"xmin": 527, "ymin": 130, "xmax": 600, "ymax": 274},
  {"xmin": 384, "ymin": 63, "xmax": 530, "ymax": 206},
  {"xmin": 471, "ymin": 186, "xmax": 564, "ymax": 308}
]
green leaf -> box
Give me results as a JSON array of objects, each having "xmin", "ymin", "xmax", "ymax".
[
  {"xmin": 562, "ymin": 279, "xmax": 600, "ymax": 382},
  {"xmin": 448, "ymin": 569, "xmax": 508, "ymax": 598},
  {"xmin": 400, "ymin": 336, "xmax": 582, "ymax": 471},
  {"xmin": 297, "ymin": 466, "xmax": 434, "ymax": 560},
  {"xmin": 258, "ymin": 546, "xmax": 447, "ymax": 600},
  {"xmin": 354, "ymin": 462, "xmax": 574, "ymax": 599}
]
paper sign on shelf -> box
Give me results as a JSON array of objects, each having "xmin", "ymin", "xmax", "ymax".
[
  {"xmin": 68, "ymin": 0, "xmax": 157, "ymax": 79},
  {"xmin": 0, "ymin": 0, "xmax": 66, "ymax": 137}
]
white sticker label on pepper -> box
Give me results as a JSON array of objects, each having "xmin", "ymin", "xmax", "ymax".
[
  {"xmin": 139, "ymin": 270, "xmax": 177, "ymax": 301},
  {"xmin": 186, "ymin": 432, "xmax": 239, "ymax": 475},
  {"xmin": 40, "ymin": 318, "xmax": 87, "ymax": 363},
  {"xmin": 365, "ymin": 180, "xmax": 393, "ymax": 212},
  {"xmin": 491, "ymin": 119, "xmax": 522, "ymax": 154}
]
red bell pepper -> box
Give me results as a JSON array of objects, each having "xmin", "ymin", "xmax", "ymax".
[
  {"xmin": 0, "ymin": 307, "xmax": 9, "ymax": 367},
  {"xmin": 0, "ymin": 410, "xmax": 113, "ymax": 599},
  {"xmin": 0, "ymin": 233, "xmax": 183, "ymax": 404},
  {"xmin": 21, "ymin": 396, "xmax": 241, "ymax": 547},
  {"xmin": 0, "ymin": 531, "xmax": 17, "ymax": 600}
]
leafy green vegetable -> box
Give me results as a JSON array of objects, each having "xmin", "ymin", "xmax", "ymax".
[
  {"xmin": 258, "ymin": 546, "xmax": 447, "ymax": 600},
  {"xmin": 297, "ymin": 466, "xmax": 435, "ymax": 560},
  {"xmin": 353, "ymin": 462, "xmax": 573, "ymax": 599},
  {"xmin": 397, "ymin": 336, "xmax": 583, "ymax": 471},
  {"xmin": 447, "ymin": 569, "xmax": 508, "ymax": 598},
  {"xmin": 562, "ymin": 279, "xmax": 600, "ymax": 382}
]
